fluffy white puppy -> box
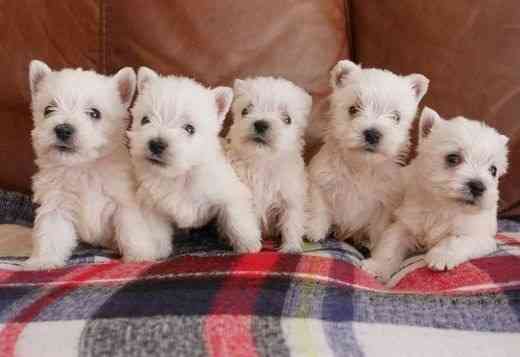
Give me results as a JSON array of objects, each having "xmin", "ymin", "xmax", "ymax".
[
  {"xmin": 225, "ymin": 77, "xmax": 312, "ymax": 252},
  {"xmin": 26, "ymin": 60, "xmax": 165, "ymax": 270},
  {"xmin": 128, "ymin": 67, "xmax": 262, "ymax": 253},
  {"xmin": 363, "ymin": 107, "xmax": 509, "ymax": 282},
  {"xmin": 306, "ymin": 60, "xmax": 429, "ymax": 249}
]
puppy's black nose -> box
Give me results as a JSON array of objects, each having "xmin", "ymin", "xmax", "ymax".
[
  {"xmin": 467, "ymin": 180, "xmax": 486, "ymax": 198},
  {"xmin": 254, "ymin": 120, "xmax": 270, "ymax": 135},
  {"xmin": 148, "ymin": 138, "xmax": 168, "ymax": 156},
  {"xmin": 54, "ymin": 124, "xmax": 75, "ymax": 142},
  {"xmin": 363, "ymin": 128, "xmax": 382, "ymax": 146}
]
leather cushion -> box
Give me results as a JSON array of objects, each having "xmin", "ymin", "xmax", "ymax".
[
  {"xmin": 0, "ymin": 0, "xmax": 350, "ymax": 193},
  {"xmin": 350, "ymin": 0, "xmax": 520, "ymax": 216}
]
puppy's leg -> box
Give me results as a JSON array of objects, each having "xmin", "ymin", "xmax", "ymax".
[
  {"xmin": 219, "ymin": 195, "xmax": 262, "ymax": 253},
  {"xmin": 279, "ymin": 198, "xmax": 305, "ymax": 253},
  {"xmin": 425, "ymin": 235, "xmax": 497, "ymax": 271},
  {"xmin": 143, "ymin": 207, "xmax": 174, "ymax": 259},
  {"xmin": 305, "ymin": 182, "xmax": 331, "ymax": 242},
  {"xmin": 362, "ymin": 222, "xmax": 412, "ymax": 283},
  {"xmin": 367, "ymin": 209, "xmax": 392, "ymax": 249},
  {"xmin": 114, "ymin": 204, "xmax": 170, "ymax": 262},
  {"xmin": 24, "ymin": 208, "xmax": 77, "ymax": 270}
]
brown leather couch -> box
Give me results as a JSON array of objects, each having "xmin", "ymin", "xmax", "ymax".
[{"xmin": 1, "ymin": 0, "xmax": 519, "ymax": 216}]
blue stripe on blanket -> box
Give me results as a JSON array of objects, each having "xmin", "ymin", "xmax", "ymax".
[{"xmin": 3, "ymin": 278, "xmax": 518, "ymax": 333}]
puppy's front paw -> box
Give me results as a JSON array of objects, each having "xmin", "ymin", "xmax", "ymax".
[
  {"xmin": 153, "ymin": 243, "xmax": 174, "ymax": 261},
  {"xmin": 305, "ymin": 224, "xmax": 328, "ymax": 243},
  {"xmin": 122, "ymin": 242, "xmax": 164, "ymax": 263},
  {"xmin": 279, "ymin": 241, "xmax": 302, "ymax": 254},
  {"xmin": 123, "ymin": 251, "xmax": 160, "ymax": 263},
  {"xmin": 305, "ymin": 231, "xmax": 325, "ymax": 243},
  {"xmin": 23, "ymin": 257, "xmax": 65, "ymax": 271},
  {"xmin": 361, "ymin": 258, "xmax": 393, "ymax": 283},
  {"xmin": 234, "ymin": 236, "xmax": 262, "ymax": 254},
  {"xmin": 424, "ymin": 247, "xmax": 465, "ymax": 271}
]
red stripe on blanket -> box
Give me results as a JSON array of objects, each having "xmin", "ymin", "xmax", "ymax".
[
  {"xmin": 392, "ymin": 255, "xmax": 520, "ymax": 293},
  {"xmin": 0, "ymin": 254, "xmax": 383, "ymax": 291},
  {"xmin": 0, "ymin": 262, "xmax": 147, "ymax": 285},
  {"xmin": 0, "ymin": 263, "xmax": 146, "ymax": 357},
  {"xmin": 496, "ymin": 234, "xmax": 520, "ymax": 246},
  {"xmin": 203, "ymin": 254, "xmax": 281, "ymax": 357},
  {"xmin": 0, "ymin": 266, "xmax": 87, "ymax": 284}
]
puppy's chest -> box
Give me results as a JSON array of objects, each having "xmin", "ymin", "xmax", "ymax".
[
  {"xmin": 327, "ymin": 169, "xmax": 397, "ymax": 227},
  {"xmin": 34, "ymin": 169, "xmax": 117, "ymax": 243},
  {"xmin": 397, "ymin": 205, "xmax": 454, "ymax": 249},
  {"xmin": 237, "ymin": 162, "xmax": 284, "ymax": 223},
  {"xmin": 143, "ymin": 178, "xmax": 215, "ymax": 229}
]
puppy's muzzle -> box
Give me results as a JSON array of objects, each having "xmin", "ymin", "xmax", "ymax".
[
  {"xmin": 148, "ymin": 138, "xmax": 168, "ymax": 156},
  {"xmin": 363, "ymin": 128, "xmax": 382, "ymax": 147},
  {"xmin": 147, "ymin": 138, "xmax": 168, "ymax": 165},
  {"xmin": 54, "ymin": 123, "xmax": 75, "ymax": 142},
  {"xmin": 53, "ymin": 123, "xmax": 76, "ymax": 152},
  {"xmin": 251, "ymin": 120, "xmax": 270, "ymax": 144},
  {"xmin": 467, "ymin": 179, "xmax": 486, "ymax": 198},
  {"xmin": 254, "ymin": 120, "xmax": 270, "ymax": 135}
]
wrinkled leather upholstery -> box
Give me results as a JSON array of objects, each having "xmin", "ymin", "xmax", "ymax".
[
  {"xmin": 0, "ymin": 0, "xmax": 99, "ymax": 193},
  {"xmin": 0, "ymin": 0, "xmax": 349, "ymax": 191},
  {"xmin": 0, "ymin": 0, "xmax": 518, "ymax": 216},
  {"xmin": 350, "ymin": 0, "xmax": 520, "ymax": 216}
]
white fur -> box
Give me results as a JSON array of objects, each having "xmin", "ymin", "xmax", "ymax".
[
  {"xmin": 128, "ymin": 67, "xmax": 262, "ymax": 253},
  {"xmin": 363, "ymin": 107, "xmax": 509, "ymax": 282},
  {"xmin": 225, "ymin": 77, "xmax": 312, "ymax": 252},
  {"xmin": 25, "ymin": 60, "xmax": 170, "ymax": 270},
  {"xmin": 306, "ymin": 60, "xmax": 429, "ymax": 249}
]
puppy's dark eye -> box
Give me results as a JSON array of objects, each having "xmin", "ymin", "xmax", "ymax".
[
  {"xmin": 348, "ymin": 106, "xmax": 359, "ymax": 116},
  {"xmin": 184, "ymin": 124, "xmax": 195, "ymax": 135},
  {"xmin": 44, "ymin": 105, "xmax": 55, "ymax": 117},
  {"xmin": 88, "ymin": 108, "xmax": 101, "ymax": 120},
  {"xmin": 141, "ymin": 116, "xmax": 150, "ymax": 126},
  {"xmin": 283, "ymin": 113, "xmax": 291, "ymax": 125},
  {"xmin": 242, "ymin": 104, "xmax": 253, "ymax": 117},
  {"xmin": 489, "ymin": 165, "xmax": 497, "ymax": 177},
  {"xmin": 392, "ymin": 111, "xmax": 401, "ymax": 123},
  {"xmin": 445, "ymin": 153, "xmax": 462, "ymax": 167}
]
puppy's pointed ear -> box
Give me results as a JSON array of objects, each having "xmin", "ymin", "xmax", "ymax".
[
  {"xmin": 330, "ymin": 60, "xmax": 361, "ymax": 89},
  {"xmin": 499, "ymin": 134, "xmax": 510, "ymax": 146},
  {"xmin": 137, "ymin": 67, "xmax": 159, "ymax": 93},
  {"xmin": 233, "ymin": 79, "xmax": 249, "ymax": 98},
  {"xmin": 407, "ymin": 74, "xmax": 429, "ymax": 102},
  {"xmin": 300, "ymin": 90, "xmax": 313, "ymax": 125},
  {"xmin": 419, "ymin": 107, "xmax": 441, "ymax": 141},
  {"xmin": 113, "ymin": 67, "xmax": 136, "ymax": 107},
  {"xmin": 213, "ymin": 86, "xmax": 234, "ymax": 125},
  {"xmin": 29, "ymin": 60, "xmax": 51, "ymax": 97},
  {"xmin": 303, "ymin": 90, "xmax": 313, "ymax": 115}
]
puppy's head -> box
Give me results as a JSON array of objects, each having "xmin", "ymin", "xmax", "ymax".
[
  {"xmin": 129, "ymin": 67, "xmax": 233, "ymax": 178},
  {"xmin": 229, "ymin": 77, "xmax": 312, "ymax": 157},
  {"xmin": 416, "ymin": 107, "xmax": 509, "ymax": 211},
  {"xmin": 29, "ymin": 60, "xmax": 135, "ymax": 166},
  {"xmin": 327, "ymin": 60, "xmax": 429, "ymax": 164}
]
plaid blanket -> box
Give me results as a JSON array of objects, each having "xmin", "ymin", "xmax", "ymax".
[{"xmin": 1, "ymin": 189, "xmax": 519, "ymax": 357}]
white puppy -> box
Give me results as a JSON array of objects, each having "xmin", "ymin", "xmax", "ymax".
[
  {"xmin": 128, "ymin": 67, "xmax": 262, "ymax": 253},
  {"xmin": 306, "ymin": 60, "xmax": 429, "ymax": 249},
  {"xmin": 26, "ymin": 60, "xmax": 165, "ymax": 270},
  {"xmin": 225, "ymin": 77, "xmax": 312, "ymax": 252},
  {"xmin": 363, "ymin": 107, "xmax": 509, "ymax": 282}
]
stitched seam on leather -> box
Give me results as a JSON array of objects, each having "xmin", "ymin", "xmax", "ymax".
[
  {"xmin": 105, "ymin": 0, "xmax": 112, "ymax": 74},
  {"xmin": 344, "ymin": 0, "xmax": 356, "ymax": 61},
  {"xmin": 98, "ymin": 0, "xmax": 107, "ymax": 74},
  {"xmin": 500, "ymin": 200, "xmax": 520, "ymax": 217}
]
